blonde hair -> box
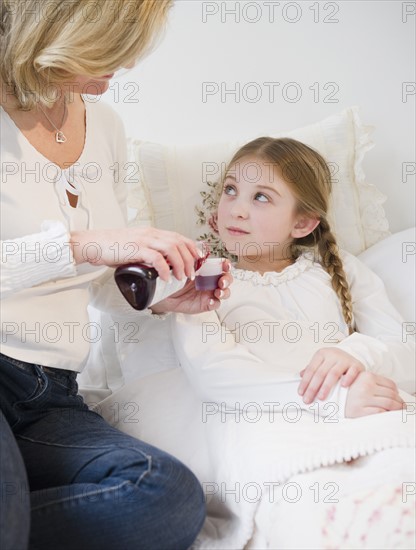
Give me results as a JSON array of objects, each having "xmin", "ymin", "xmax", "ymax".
[
  {"xmin": 0, "ymin": 0, "xmax": 173, "ymax": 109},
  {"xmin": 223, "ymin": 137, "xmax": 354, "ymax": 333}
]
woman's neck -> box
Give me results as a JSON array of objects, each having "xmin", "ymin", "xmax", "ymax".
[
  {"xmin": 1, "ymin": 79, "xmax": 87, "ymax": 170},
  {"xmin": 0, "ymin": 78, "xmax": 69, "ymax": 113}
]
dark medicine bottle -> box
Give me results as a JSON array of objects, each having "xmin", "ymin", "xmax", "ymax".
[{"xmin": 114, "ymin": 242, "xmax": 209, "ymax": 310}]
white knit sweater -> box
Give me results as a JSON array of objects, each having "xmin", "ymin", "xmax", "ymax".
[{"xmin": 1, "ymin": 99, "xmax": 144, "ymax": 371}]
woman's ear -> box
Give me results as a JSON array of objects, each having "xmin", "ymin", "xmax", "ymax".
[{"xmin": 291, "ymin": 216, "xmax": 320, "ymax": 239}]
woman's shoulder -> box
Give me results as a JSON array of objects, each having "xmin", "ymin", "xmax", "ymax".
[
  {"xmin": 83, "ymin": 96, "xmax": 125, "ymax": 128},
  {"xmin": 82, "ymin": 96, "xmax": 126, "ymax": 153}
]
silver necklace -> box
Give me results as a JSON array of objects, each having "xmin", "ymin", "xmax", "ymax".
[{"xmin": 37, "ymin": 97, "xmax": 67, "ymax": 143}]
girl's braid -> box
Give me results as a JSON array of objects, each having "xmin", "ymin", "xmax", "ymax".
[{"xmin": 316, "ymin": 218, "xmax": 355, "ymax": 334}]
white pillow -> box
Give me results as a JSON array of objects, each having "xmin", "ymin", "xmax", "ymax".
[
  {"xmin": 128, "ymin": 107, "xmax": 390, "ymax": 255},
  {"xmin": 358, "ymin": 227, "xmax": 416, "ymax": 322}
]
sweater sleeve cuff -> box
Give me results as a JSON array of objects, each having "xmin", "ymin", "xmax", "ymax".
[
  {"xmin": 336, "ymin": 332, "xmax": 388, "ymax": 371},
  {"xmin": 1, "ymin": 220, "xmax": 76, "ymax": 298},
  {"xmin": 336, "ymin": 384, "xmax": 349, "ymax": 419},
  {"xmin": 142, "ymin": 308, "xmax": 171, "ymax": 320},
  {"xmin": 317, "ymin": 382, "xmax": 349, "ymax": 420}
]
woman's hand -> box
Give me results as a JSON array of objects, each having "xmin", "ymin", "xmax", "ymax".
[
  {"xmin": 345, "ymin": 372, "xmax": 404, "ymax": 418},
  {"xmin": 150, "ymin": 260, "xmax": 232, "ymax": 315},
  {"xmin": 70, "ymin": 227, "xmax": 200, "ymax": 281},
  {"xmin": 298, "ymin": 347, "xmax": 365, "ymax": 404}
]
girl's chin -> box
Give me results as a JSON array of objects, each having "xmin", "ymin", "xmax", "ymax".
[{"xmin": 220, "ymin": 237, "xmax": 248, "ymax": 256}]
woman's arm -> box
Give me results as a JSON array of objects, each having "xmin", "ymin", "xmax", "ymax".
[
  {"xmin": 72, "ymin": 110, "xmax": 199, "ymax": 283},
  {"xmin": 0, "ymin": 103, "xmax": 199, "ymax": 309},
  {"xmin": 0, "ymin": 220, "xmax": 77, "ymax": 300}
]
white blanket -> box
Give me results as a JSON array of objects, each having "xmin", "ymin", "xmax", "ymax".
[
  {"xmin": 83, "ymin": 230, "xmax": 416, "ymax": 548},
  {"xmin": 95, "ymin": 366, "xmax": 415, "ymax": 549}
]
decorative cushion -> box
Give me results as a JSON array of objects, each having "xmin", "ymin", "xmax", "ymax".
[{"xmin": 127, "ymin": 107, "xmax": 390, "ymax": 255}]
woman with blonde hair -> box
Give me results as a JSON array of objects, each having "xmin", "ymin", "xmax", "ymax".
[{"xmin": 0, "ymin": 1, "xmax": 232, "ymax": 548}]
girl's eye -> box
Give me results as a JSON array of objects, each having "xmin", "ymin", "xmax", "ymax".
[
  {"xmin": 254, "ymin": 192, "xmax": 269, "ymax": 202},
  {"xmin": 223, "ymin": 184, "xmax": 237, "ymax": 196}
]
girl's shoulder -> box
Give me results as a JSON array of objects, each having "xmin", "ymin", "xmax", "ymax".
[{"xmin": 339, "ymin": 248, "xmax": 383, "ymax": 289}]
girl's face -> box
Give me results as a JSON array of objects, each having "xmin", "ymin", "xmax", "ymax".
[{"xmin": 217, "ymin": 156, "xmax": 307, "ymax": 272}]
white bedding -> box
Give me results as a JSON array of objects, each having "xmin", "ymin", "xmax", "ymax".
[
  {"xmin": 94, "ymin": 365, "xmax": 415, "ymax": 550},
  {"xmin": 248, "ymin": 448, "xmax": 416, "ymax": 550},
  {"xmin": 81, "ymin": 229, "xmax": 416, "ymax": 549}
]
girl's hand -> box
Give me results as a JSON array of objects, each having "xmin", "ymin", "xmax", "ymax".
[
  {"xmin": 345, "ymin": 372, "xmax": 404, "ymax": 418},
  {"xmin": 298, "ymin": 347, "xmax": 365, "ymax": 404},
  {"xmin": 70, "ymin": 227, "xmax": 200, "ymax": 281},
  {"xmin": 150, "ymin": 260, "xmax": 232, "ymax": 315}
]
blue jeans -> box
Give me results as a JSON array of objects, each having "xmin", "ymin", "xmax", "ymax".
[
  {"xmin": 0, "ymin": 407, "xmax": 30, "ymax": 549},
  {"xmin": 0, "ymin": 353, "xmax": 205, "ymax": 549}
]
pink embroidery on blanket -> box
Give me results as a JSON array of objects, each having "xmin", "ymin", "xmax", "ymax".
[{"xmin": 321, "ymin": 484, "xmax": 415, "ymax": 549}]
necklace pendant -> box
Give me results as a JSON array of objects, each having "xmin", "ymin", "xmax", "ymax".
[{"xmin": 56, "ymin": 131, "xmax": 67, "ymax": 143}]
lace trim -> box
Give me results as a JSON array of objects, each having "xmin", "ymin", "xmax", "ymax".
[
  {"xmin": 351, "ymin": 107, "xmax": 391, "ymax": 248},
  {"xmin": 232, "ymin": 251, "xmax": 316, "ymax": 286}
]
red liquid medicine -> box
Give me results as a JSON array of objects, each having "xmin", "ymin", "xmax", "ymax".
[
  {"xmin": 195, "ymin": 258, "xmax": 223, "ymax": 291},
  {"xmin": 195, "ymin": 274, "xmax": 221, "ymax": 291}
]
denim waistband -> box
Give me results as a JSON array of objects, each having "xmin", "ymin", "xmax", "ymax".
[{"xmin": 0, "ymin": 353, "xmax": 77, "ymax": 380}]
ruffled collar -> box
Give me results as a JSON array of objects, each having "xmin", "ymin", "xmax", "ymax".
[{"xmin": 231, "ymin": 250, "xmax": 316, "ymax": 286}]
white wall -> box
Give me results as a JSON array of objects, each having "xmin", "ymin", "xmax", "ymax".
[{"xmin": 102, "ymin": 0, "xmax": 415, "ymax": 234}]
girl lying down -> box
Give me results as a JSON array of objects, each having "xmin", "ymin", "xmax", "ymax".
[
  {"xmin": 171, "ymin": 137, "xmax": 415, "ymax": 418},
  {"xmin": 96, "ymin": 137, "xmax": 415, "ymax": 549},
  {"xmin": 164, "ymin": 137, "xmax": 415, "ymax": 548}
]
